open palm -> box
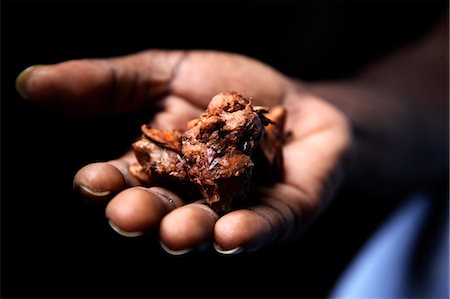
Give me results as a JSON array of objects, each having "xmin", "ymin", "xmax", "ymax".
[{"xmin": 17, "ymin": 50, "xmax": 351, "ymax": 255}]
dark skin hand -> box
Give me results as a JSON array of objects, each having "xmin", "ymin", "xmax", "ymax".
[
  {"xmin": 16, "ymin": 51, "xmax": 351, "ymax": 254},
  {"xmin": 15, "ymin": 12, "xmax": 447, "ymax": 255}
]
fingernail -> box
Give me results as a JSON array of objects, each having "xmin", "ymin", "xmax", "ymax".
[
  {"xmin": 108, "ymin": 220, "xmax": 144, "ymax": 237},
  {"xmin": 213, "ymin": 243, "xmax": 244, "ymax": 255},
  {"xmin": 160, "ymin": 241, "xmax": 192, "ymax": 256},
  {"xmin": 79, "ymin": 185, "xmax": 111, "ymax": 198},
  {"xmin": 15, "ymin": 65, "xmax": 39, "ymax": 100}
]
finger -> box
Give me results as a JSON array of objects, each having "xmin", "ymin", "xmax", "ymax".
[
  {"xmin": 159, "ymin": 201, "xmax": 219, "ymax": 255},
  {"xmin": 16, "ymin": 50, "xmax": 288, "ymax": 116},
  {"xmin": 213, "ymin": 184, "xmax": 301, "ymax": 255},
  {"xmin": 73, "ymin": 151, "xmax": 140, "ymax": 203},
  {"xmin": 106, "ymin": 186, "xmax": 183, "ymax": 237},
  {"xmin": 16, "ymin": 50, "xmax": 186, "ymax": 115}
]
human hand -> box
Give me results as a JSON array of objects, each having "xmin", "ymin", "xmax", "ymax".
[{"xmin": 16, "ymin": 50, "xmax": 351, "ymax": 255}]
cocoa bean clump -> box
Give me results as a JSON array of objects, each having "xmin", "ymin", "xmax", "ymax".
[{"xmin": 130, "ymin": 91, "xmax": 286, "ymax": 214}]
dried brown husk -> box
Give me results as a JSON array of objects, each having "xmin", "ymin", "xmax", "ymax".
[{"xmin": 130, "ymin": 91, "xmax": 286, "ymax": 214}]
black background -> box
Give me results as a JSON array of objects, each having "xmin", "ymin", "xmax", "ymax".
[{"xmin": 1, "ymin": 1, "xmax": 446, "ymax": 298}]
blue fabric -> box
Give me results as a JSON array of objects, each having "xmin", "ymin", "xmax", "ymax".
[{"xmin": 330, "ymin": 193, "xmax": 449, "ymax": 299}]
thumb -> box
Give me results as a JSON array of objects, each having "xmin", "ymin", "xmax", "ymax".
[
  {"xmin": 15, "ymin": 50, "xmax": 186, "ymax": 116},
  {"xmin": 16, "ymin": 49, "xmax": 289, "ymax": 116}
]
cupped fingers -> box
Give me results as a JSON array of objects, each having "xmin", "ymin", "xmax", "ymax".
[{"xmin": 73, "ymin": 151, "xmax": 140, "ymax": 203}]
